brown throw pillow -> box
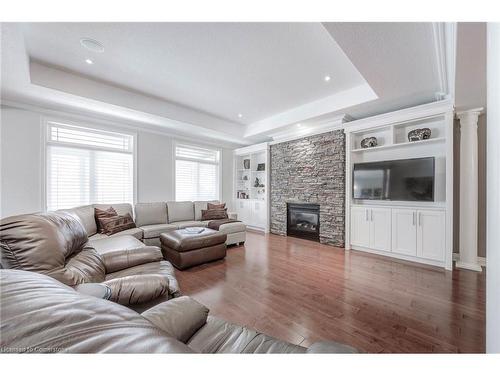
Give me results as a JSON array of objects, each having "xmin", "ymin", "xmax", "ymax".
[
  {"xmin": 94, "ymin": 207, "xmax": 118, "ymax": 233},
  {"xmin": 99, "ymin": 213, "xmax": 136, "ymax": 236},
  {"xmin": 207, "ymin": 202, "xmax": 226, "ymax": 210},
  {"xmin": 201, "ymin": 208, "xmax": 228, "ymax": 221}
]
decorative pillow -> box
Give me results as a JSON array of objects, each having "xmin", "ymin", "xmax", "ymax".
[
  {"xmin": 94, "ymin": 207, "xmax": 118, "ymax": 233},
  {"xmin": 201, "ymin": 208, "xmax": 228, "ymax": 221},
  {"xmin": 207, "ymin": 202, "xmax": 226, "ymax": 210},
  {"xmin": 99, "ymin": 213, "xmax": 136, "ymax": 236}
]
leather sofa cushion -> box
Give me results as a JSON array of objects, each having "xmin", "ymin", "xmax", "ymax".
[
  {"xmin": 203, "ymin": 221, "xmax": 246, "ymax": 234},
  {"xmin": 141, "ymin": 223, "xmax": 177, "ymax": 239},
  {"xmin": 142, "ymin": 296, "xmax": 209, "ymax": 343},
  {"xmin": 135, "ymin": 202, "xmax": 168, "ymax": 227},
  {"xmin": 175, "ymin": 220, "xmax": 206, "ymax": 229},
  {"xmin": 187, "ymin": 316, "xmax": 307, "ymax": 353},
  {"xmin": 0, "ymin": 269, "xmax": 194, "ymax": 353},
  {"xmin": 167, "ymin": 201, "xmax": 194, "ymax": 223},
  {"xmin": 101, "ymin": 246, "xmax": 163, "ymax": 273},
  {"xmin": 105, "ymin": 260, "xmax": 180, "ymax": 297},
  {"xmin": 103, "ymin": 274, "xmax": 169, "ymax": 305},
  {"xmin": 160, "ymin": 229, "xmax": 226, "ymax": 252},
  {"xmin": 0, "ymin": 213, "xmax": 92, "ymax": 282},
  {"xmin": 193, "ymin": 200, "xmax": 219, "ymax": 221},
  {"xmin": 59, "ymin": 205, "xmax": 97, "ymax": 236},
  {"xmin": 89, "ymin": 235, "xmax": 145, "ymax": 255}
]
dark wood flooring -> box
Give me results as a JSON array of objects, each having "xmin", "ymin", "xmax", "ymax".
[{"xmin": 175, "ymin": 231, "xmax": 485, "ymax": 353}]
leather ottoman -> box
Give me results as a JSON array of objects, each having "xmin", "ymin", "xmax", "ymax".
[{"xmin": 160, "ymin": 228, "xmax": 227, "ymax": 270}]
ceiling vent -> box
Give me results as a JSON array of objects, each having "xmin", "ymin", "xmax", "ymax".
[{"xmin": 80, "ymin": 38, "xmax": 104, "ymax": 53}]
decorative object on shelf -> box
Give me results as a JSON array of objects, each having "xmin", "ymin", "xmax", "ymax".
[
  {"xmin": 243, "ymin": 159, "xmax": 250, "ymax": 169},
  {"xmin": 254, "ymin": 177, "xmax": 260, "ymax": 187},
  {"xmin": 237, "ymin": 191, "xmax": 249, "ymax": 199},
  {"xmin": 408, "ymin": 128, "xmax": 431, "ymax": 142},
  {"xmin": 257, "ymin": 163, "xmax": 265, "ymax": 171},
  {"xmin": 243, "ymin": 175, "xmax": 248, "ymax": 180},
  {"xmin": 360, "ymin": 137, "xmax": 378, "ymax": 148}
]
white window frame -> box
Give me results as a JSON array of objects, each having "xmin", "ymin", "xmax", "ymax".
[
  {"xmin": 173, "ymin": 141, "xmax": 222, "ymax": 202},
  {"xmin": 41, "ymin": 117, "xmax": 137, "ymax": 212}
]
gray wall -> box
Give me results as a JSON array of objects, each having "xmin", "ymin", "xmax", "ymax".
[
  {"xmin": 270, "ymin": 130, "xmax": 345, "ymax": 247},
  {"xmin": 453, "ymin": 114, "xmax": 487, "ymax": 258}
]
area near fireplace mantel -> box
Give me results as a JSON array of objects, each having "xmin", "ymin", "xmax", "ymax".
[{"xmin": 270, "ymin": 130, "xmax": 345, "ymax": 246}]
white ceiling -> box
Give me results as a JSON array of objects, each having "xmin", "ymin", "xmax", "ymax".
[
  {"xmin": 21, "ymin": 22, "xmax": 368, "ymax": 125},
  {"xmin": 1, "ymin": 22, "xmax": 476, "ymax": 147}
]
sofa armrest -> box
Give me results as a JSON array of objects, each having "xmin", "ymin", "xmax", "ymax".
[
  {"xmin": 306, "ymin": 341, "xmax": 358, "ymax": 353},
  {"xmin": 102, "ymin": 274, "xmax": 169, "ymax": 305},
  {"xmin": 74, "ymin": 283, "xmax": 112, "ymax": 300},
  {"xmin": 228, "ymin": 212, "xmax": 238, "ymax": 220},
  {"xmin": 141, "ymin": 296, "xmax": 209, "ymax": 343},
  {"xmin": 102, "ymin": 246, "xmax": 163, "ymax": 273}
]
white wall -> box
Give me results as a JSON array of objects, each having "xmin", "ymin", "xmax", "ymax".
[
  {"xmin": 0, "ymin": 105, "xmax": 234, "ymax": 217},
  {"xmin": 486, "ymin": 22, "xmax": 500, "ymax": 354}
]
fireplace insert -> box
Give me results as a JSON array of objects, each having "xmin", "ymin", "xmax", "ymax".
[{"xmin": 287, "ymin": 203, "xmax": 320, "ymax": 242}]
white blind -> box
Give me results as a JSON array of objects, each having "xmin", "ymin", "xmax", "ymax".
[
  {"xmin": 47, "ymin": 123, "xmax": 134, "ymax": 211},
  {"xmin": 175, "ymin": 144, "xmax": 220, "ymax": 201}
]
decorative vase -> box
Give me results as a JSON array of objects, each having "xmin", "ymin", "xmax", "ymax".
[
  {"xmin": 361, "ymin": 137, "xmax": 378, "ymax": 148},
  {"xmin": 408, "ymin": 128, "xmax": 431, "ymax": 142},
  {"xmin": 243, "ymin": 159, "xmax": 250, "ymax": 169}
]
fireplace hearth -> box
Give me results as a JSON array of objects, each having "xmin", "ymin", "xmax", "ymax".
[{"xmin": 287, "ymin": 203, "xmax": 320, "ymax": 242}]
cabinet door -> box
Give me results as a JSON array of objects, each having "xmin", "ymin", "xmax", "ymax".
[
  {"xmin": 252, "ymin": 200, "xmax": 267, "ymax": 229},
  {"xmin": 237, "ymin": 200, "xmax": 251, "ymax": 224},
  {"xmin": 391, "ymin": 209, "xmax": 417, "ymax": 256},
  {"xmin": 370, "ymin": 208, "xmax": 392, "ymax": 251},
  {"xmin": 417, "ymin": 210, "xmax": 445, "ymax": 261},
  {"xmin": 350, "ymin": 207, "xmax": 370, "ymax": 247}
]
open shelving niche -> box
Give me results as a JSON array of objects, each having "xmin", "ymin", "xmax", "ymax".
[{"xmin": 233, "ymin": 142, "xmax": 270, "ymax": 232}]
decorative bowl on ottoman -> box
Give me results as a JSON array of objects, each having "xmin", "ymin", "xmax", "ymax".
[{"xmin": 160, "ymin": 228, "xmax": 227, "ymax": 270}]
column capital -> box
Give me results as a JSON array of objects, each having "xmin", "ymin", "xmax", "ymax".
[{"xmin": 456, "ymin": 107, "xmax": 484, "ymax": 122}]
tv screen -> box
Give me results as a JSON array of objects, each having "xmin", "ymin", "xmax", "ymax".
[{"xmin": 353, "ymin": 157, "xmax": 435, "ymax": 201}]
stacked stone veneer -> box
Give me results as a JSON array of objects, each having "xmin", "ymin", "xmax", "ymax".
[{"xmin": 270, "ymin": 130, "xmax": 345, "ymax": 247}]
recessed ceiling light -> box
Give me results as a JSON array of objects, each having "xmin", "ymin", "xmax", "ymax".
[
  {"xmin": 297, "ymin": 123, "xmax": 302, "ymax": 128},
  {"xmin": 324, "ymin": 75, "xmax": 331, "ymax": 82},
  {"xmin": 80, "ymin": 38, "xmax": 104, "ymax": 53},
  {"xmin": 85, "ymin": 58, "xmax": 94, "ymax": 65},
  {"xmin": 238, "ymin": 113, "xmax": 243, "ymax": 118}
]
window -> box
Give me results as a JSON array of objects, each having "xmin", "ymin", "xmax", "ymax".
[
  {"xmin": 46, "ymin": 122, "xmax": 134, "ymax": 211},
  {"xmin": 175, "ymin": 143, "xmax": 220, "ymax": 201}
]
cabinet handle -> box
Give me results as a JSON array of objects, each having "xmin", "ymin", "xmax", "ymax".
[
  {"xmin": 419, "ymin": 212, "xmax": 422, "ymax": 226},
  {"xmin": 412, "ymin": 212, "xmax": 416, "ymax": 226},
  {"xmin": 366, "ymin": 209, "xmax": 369, "ymax": 221},
  {"xmin": 371, "ymin": 210, "xmax": 373, "ymax": 221}
]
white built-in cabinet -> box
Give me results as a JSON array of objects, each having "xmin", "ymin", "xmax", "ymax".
[
  {"xmin": 345, "ymin": 101, "xmax": 454, "ymax": 270},
  {"xmin": 351, "ymin": 205, "xmax": 446, "ymax": 266},
  {"xmin": 233, "ymin": 142, "xmax": 270, "ymax": 232}
]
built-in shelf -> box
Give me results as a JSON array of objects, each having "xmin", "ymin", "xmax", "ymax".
[{"xmin": 351, "ymin": 137, "xmax": 445, "ymax": 153}]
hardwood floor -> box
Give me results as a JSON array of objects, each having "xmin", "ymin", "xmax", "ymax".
[{"xmin": 175, "ymin": 231, "xmax": 485, "ymax": 353}]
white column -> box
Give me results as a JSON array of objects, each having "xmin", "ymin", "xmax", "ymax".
[{"xmin": 456, "ymin": 108, "xmax": 483, "ymax": 272}]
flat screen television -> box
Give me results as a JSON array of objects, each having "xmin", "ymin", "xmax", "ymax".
[{"xmin": 353, "ymin": 157, "xmax": 435, "ymax": 201}]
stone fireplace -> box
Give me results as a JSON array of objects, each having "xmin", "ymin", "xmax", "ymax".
[
  {"xmin": 287, "ymin": 203, "xmax": 320, "ymax": 242},
  {"xmin": 270, "ymin": 130, "xmax": 345, "ymax": 247}
]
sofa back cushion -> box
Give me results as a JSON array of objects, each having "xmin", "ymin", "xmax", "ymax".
[
  {"xmin": 0, "ymin": 212, "xmax": 104, "ymax": 285},
  {"xmin": 59, "ymin": 205, "xmax": 97, "ymax": 236},
  {"xmin": 167, "ymin": 201, "xmax": 194, "ymax": 223},
  {"xmin": 135, "ymin": 202, "xmax": 168, "ymax": 227},
  {"xmin": 193, "ymin": 201, "xmax": 219, "ymax": 221}
]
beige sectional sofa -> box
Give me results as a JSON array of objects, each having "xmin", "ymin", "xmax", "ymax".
[{"xmin": 61, "ymin": 200, "xmax": 246, "ymax": 248}]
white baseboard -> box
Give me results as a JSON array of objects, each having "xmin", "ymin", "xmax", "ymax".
[{"xmin": 452, "ymin": 253, "xmax": 486, "ymax": 267}]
